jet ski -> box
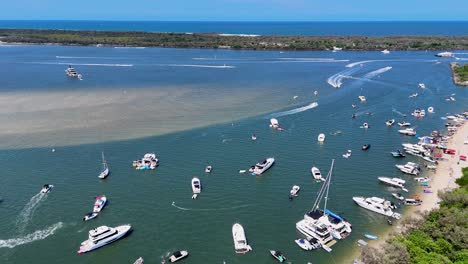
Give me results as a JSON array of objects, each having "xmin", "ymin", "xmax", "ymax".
[{"xmin": 41, "ymin": 184, "xmax": 54, "ymax": 193}]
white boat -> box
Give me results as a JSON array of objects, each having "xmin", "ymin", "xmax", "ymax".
[
  {"xmin": 252, "ymin": 157, "xmax": 275, "ymax": 175},
  {"xmin": 317, "ymin": 133, "xmax": 325, "ymax": 142},
  {"xmin": 342, "ymin": 150, "xmax": 352, "ymax": 159},
  {"xmin": 169, "ymin": 250, "xmax": 189, "ymax": 263},
  {"xmin": 391, "ymin": 193, "xmax": 405, "ymax": 201},
  {"xmin": 314, "ymin": 90, "xmax": 319, "ymax": 96},
  {"xmin": 65, "ymin": 66, "xmax": 83, "ymax": 80},
  {"xmin": 427, "ymin": 107, "xmax": 434, "ymax": 113},
  {"xmin": 409, "ymin": 93, "xmax": 418, "ymax": 98},
  {"xmin": 411, "ymin": 109, "xmax": 425, "ymax": 118},
  {"xmin": 386, "ymin": 119, "xmax": 395, "ymax": 126},
  {"xmin": 435, "ymin": 52, "xmax": 454, "ymax": 57},
  {"xmin": 378, "ymin": 177, "xmax": 408, "ymax": 192},
  {"xmin": 133, "ymin": 257, "xmax": 144, "ymax": 264},
  {"xmin": 352, "ymin": 196, "xmax": 401, "ymax": 219},
  {"xmin": 290, "ymin": 185, "xmax": 300, "ymax": 197},
  {"xmin": 270, "ymin": 250, "xmax": 287, "ymax": 262},
  {"xmin": 83, "ymin": 212, "xmax": 98, "ymax": 221},
  {"xmin": 415, "ymin": 177, "xmax": 431, "ymax": 182},
  {"xmin": 398, "ymin": 128, "xmax": 417, "ymax": 136},
  {"xmin": 362, "ymin": 123, "xmax": 369, "ymax": 129},
  {"xmin": 395, "ymin": 162, "xmax": 420, "ymax": 175},
  {"xmin": 358, "ymin": 95, "xmax": 366, "ymax": 102},
  {"xmin": 251, "ymin": 134, "xmax": 257, "ymax": 141},
  {"xmin": 191, "ymin": 177, "xmax": 201, "ymax": 199},
  {"xmin": 332, "ymin": 46, "xmax": 342, "ymax": 51},
  {"xmin": 232, "ymin": 223, "xmax": 252, "ymax": 254},
  {"xmin": 295, "ymin": 238, "xmax": 313, "ymax": 250},
  {"xmin": 40, "ymin": 184, "xmax": 54, "ymax": 193},
  {"xmin": 405, "ymin": 198, "xmax": 422, "ymax": 206},
  {"xmin": 398, "ymin": 121, "xmax": 411, "ymax": 127},
  {"xmin": 269, "ymin": 118, "xmax": 280, "ymax": 129},
  {"xmin": 381, "ymin": 49, "xmax": 390, "ymax": 54},
  {"xmin": 133, "ymin": 153, "xmax": 159, "ymax": 170},
  {"xmin": 418, "ymin": 83, "xmax": 426, "ymax": 89},
  {"xmin": 93, "ymin": 196, "xmax": 107, "ymax": 213},
  {"xmin": 311, "ymin": 167, "xmax": 323, "ymax": 181},
  {"xmin": 205, "ymin": 165, "xmax": 212, "ymax": 173},
  {"xmin": 77, "ymin": 224, "xmax": 132, "ymax": 254},
  {"xmin": 99, "ymin": 152, "xmax": 109, "ymax": 179}
]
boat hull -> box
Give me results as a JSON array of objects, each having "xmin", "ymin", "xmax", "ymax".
[{"xmin": 78, "ymin": 225, "xmax": 131, "ymax": 254}]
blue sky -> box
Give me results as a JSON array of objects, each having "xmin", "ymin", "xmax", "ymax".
[{"xmin": 2, "ymin": 0, "xmax": 467, "ymax": 21}]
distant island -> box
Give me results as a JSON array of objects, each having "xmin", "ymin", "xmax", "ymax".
[
  {"xmin": 450, "ymin": 63, "xmax": 468, "ymax": 86},
  {"xmin": 1, "ymin": 28, "xmax": 468, "ymax": 51}
]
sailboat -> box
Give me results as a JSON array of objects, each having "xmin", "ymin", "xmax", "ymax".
[
  {"xmin": 296, "ymin": 160, "xmax": 352, "ymax": 252},
  {"xmin": 98, "ymin": 152, "xmax": 109, "ymax": 179}
]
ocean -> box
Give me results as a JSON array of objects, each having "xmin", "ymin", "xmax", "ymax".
[
  {"xmin": 0, "ymin": 43, "xmax": 467, "ymax": 264},
  {"xmin": 0, "ymin": 20, "xmax": 467, "ymax": 36}
]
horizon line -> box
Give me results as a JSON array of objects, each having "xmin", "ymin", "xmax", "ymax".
[{"xmin": 1, "ymin": 19, "xmax": 468, "ymax": 23}]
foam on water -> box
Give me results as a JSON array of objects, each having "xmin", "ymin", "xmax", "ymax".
[
  {"xmin": 362, "ymin": 66, "xmax": 392, "ymax": 79},
  {"xmin": 327, "ymin": 67, "xmax": 361, "ymax": 88},
  {"xmin": 27, "ymin": 62, "xmax": 133, "ymax": 67},
  {"xmin": 268, "ymin": 102, "xmax": 318, "ymax": 118},
  {"xmin": 171, "ymin": 201, "xmax": 251, "ymax": 211},
  {"xmin": 16, "ymin": 192, "xmax": 46, "ymax": 233},
  {"xmin": 0, "ymin": 222, "xmax": 63, "ymax": 249},
  {"xmin": 155, "ymin": 64, "xmax": 235, "ymax": 69}
]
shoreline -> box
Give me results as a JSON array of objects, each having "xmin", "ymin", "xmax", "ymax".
[
  {"xmin": 1, "ymin": 28, "xmax": 468, "ymax": 51},
  {"xmin": 352, "ymin": 120, "xmax": 468, "ymax": 263},
  {"xmin": 450, "ymin": 62, "xmax": 468, "ymax": 86}
]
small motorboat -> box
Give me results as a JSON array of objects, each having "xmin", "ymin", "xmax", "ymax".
[
  {"xmin": 398, "ymin": 121, "xmax": 411, "ymax": 127},
  {"xmin": 83, "ymin": 212, "xmax": 98, "ymax": 221},
  {"xmin": 269, "ymin": 118, "xmax": 282, "ymax": 130},
  {"xmin": 357, "ymin": 239, "xmax": 368, "ymax": 246},
  {"xmin": 314, "ymin": 90, "xmax": 318, "ymax": 96},
  {"xmin": 169, "ymin": 250, "xmax": 189, "ymax": 263},
  {"xmin": 289, "ymin": 185, "xmax": 300, "ymax": 198},
  {"xmin": 362, "ymin": 144, "xmax": 371, "ymax": 151},
  {"xmin": 270, "ymin": 250, "xmax": 287, "ymax": 263},
  {"xmin": 362, "ymin": 123, "xmax": 369, "ymax": 129},
  {"xmin": 418, "ymin": 83, "xmax": 426, "ymax": 89},
  {"xmin": 251, "ymin": 134, "xmax": 257, "ymax": 141},
  {"xmin": 364, "ymin": 233, "xmax": 378, "ymax": 240},
  {"xmin": 386, "ymin": 119, "xmax": 395, "ymax": 126},
  {"xmin": 239, "ymin": 170, "xmax": 247, "ymax": 174},
  {"xmin": 311, "ymin": 167, "xmax": 323, "ymax": 181},
  {"xmin": 391, "ymin": 193, "xmax": 405, "ymax": 201},
  {"xmin": 381, "ymin": 49, "xmax": 390, "ymax": 54},
  {"xmin": 358, "ymin": 95, "xmax": 366, "ymax": 102},
  {"xmin": 93, "ymin": 196, "xmax": 107, "ymax": 213},
  {"xmin": 352, "ymin": 113, "xmax": 356, "ymax": 119},
  {"xmin": 343, "ymin": 150, "xmax": 352, "ymax": 159},
  {"xmin": 295, "ymin": 238, "xmax": 313, "ymax": 250},
  {"xmin": 191, "ymin": 177, "xmax": 201, "ymax": 199},
  {"xmin": 133, "ymin": 257, "xmax": 144, "ymax": 264},
  {"xmin": 409, "ymin": 93, "xmax": 418, "ymax": 98},
  {"xmin": 317, "ymin": 133, "xmax": 325, "ymax": 143},
  {"xmin": 205, "ymin": 165, "xmax": 212, "ymax": 173},
  {"xmin": 398, "ymin": 128, "xmax": 417, "ymax": 136},
  {"xmin": 405, "ymin": 198, "xmax": 422, "ymax": 206},
  {"xmin": 41, "ymin": 184, "xmax": 54, "ymax": 193},
  {"xmin": 427, "ymin": 107, "xmax": 434, "ymax": 113},
  {"xmin": 391, "ymin": 150, "xmax": 406, "ymax": 158},
  {"xmin": 352, "ymin": 104, "xmax": 356, "ymax": 108}
]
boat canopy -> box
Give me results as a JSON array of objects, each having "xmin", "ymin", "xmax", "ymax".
[{"xmin": 325, "ymin": 209, "xmax": 344, "ymax": 221}]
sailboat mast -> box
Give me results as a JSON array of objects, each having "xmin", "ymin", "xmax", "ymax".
[{"xmin": 323, "ymin": 159, "xmax": 334, "ymax": 212}]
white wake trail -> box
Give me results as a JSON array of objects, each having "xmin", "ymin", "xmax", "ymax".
[
  {"xmin": 362, "ymin": 66, "xmax": 392, "ymax": 79},
  {"xmin": 171, "ymin": 201, "xmax": 251, "ymax": 211},
  {"xmin": 28, "ymin": 62, "xmax": 133, "ymax": 67},
  {"xmin": 156, "ymin": 64, "xmax": 235, "ymax": 69},
  {"xmin": 16, "ymin": 192, "xmax": 46, "ymax": 233},
  {"xmin": 268, "ymin": 102, "xmax": 318, "ymax": 118},
  {"xmin": 0, "ymin": 222, "xmax": 63, "ymax": 249},
  {"xmin": 327, "ymin": 67, "xmax": 360, "ymax": 88}
]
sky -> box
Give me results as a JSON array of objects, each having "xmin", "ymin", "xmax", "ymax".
[{"xmin": 1, "ymin": 0, "xmax": 467, "ymax": 21}]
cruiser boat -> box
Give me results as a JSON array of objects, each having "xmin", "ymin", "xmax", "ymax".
[
  {"xmin": 399, "ymin": 128, "xmax": 417, "ymax": 136},
  {"xmin": 311, "ymin": 167, "xmax": 323, "ymax": 181},
  {"xmin": 378, "ymin": 177, "xmax": 408, "ymax": 192},
  {"xmin": 352, "ymin": 196, "xmax": 401, "ymax": 219},
  {"xmin": 358, "ymin": 95, "xmax": 366, "ymax": 102},
  {"xmin": 77, "ymin": 224, "xmax": 132, "ymax": 254},
  {"xmin": 395, "ymin": 162, "xmax": 420, "ymax": 175},
  {"xmin": 386, "ymin": 119, "xmax": 395, "ymax": 126},
  {"xmin": 295, "ymin": 238, "xmax": 313, "ymax": 250},
  {"xmin": 191, "ymin": 177, "xmax": 201, "ymax": 199},
  {"xmin": 41, "ymin": 184, "xmax": 54, "ymax": 193},
  {"xmin": 169, "ymin": 250, "xmax": 188, "ymax": 263},
  {"xmin": 317, "ymin": 133, "xmax": 325, "ymax": 142},
  {"xmin": 270, "ymin": 250, "xmax": 287, "ymax": 262},
  {"xmin": 252, "ymin": 157, "xmax": 275, "ymax": 175},
  {"xmin": 398, "ymin": 121, "xmax": 411, "ymax": 127},
  {"xmin": 232, "ymin": 223, "xmax": 252, "ymax": 254},
  {"xmin": 391, "ymin": 193, "xmax": 405, "ymax": 201},
  {"xmin": 98, "ymin": 152, "xmax": 109, "ymax": 179},
  {"xmin": 93, "ymin": 196, "xmax": 107, "ymax": 213},
  {"xmin": 290, "ymin": 185, "xmax": 300, "ymax": 198},
  {"xmin": 269, "ymin": 118, "xmax": 283, "ymax": 130},
  {"xmin": 83, "ymin": 212, "xmax": 98, "ymax": 221},
  {"xmin": 65, "ymin": 66, "xmax": 83, "ymax": 79},
  {"xmin": 205, "ymin": 165, "xmax": 212, "ymax": 173}
]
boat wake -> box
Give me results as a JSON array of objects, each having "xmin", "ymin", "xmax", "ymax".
[
  {"xmin": 155, "ymin": 64, "xmax": 235, "ymax": 69},
  {"xmin": 268, "ymin": 102, "xmax": 318, "ymax": 118},
  {"xmin": 345, "ymin": 60, "xmax": 377, "ymax": 68},
  {"xmin": 0, "ymin": 222, "xmax": 63, "ymax": 249},
  {"xmin": 56, "ymin": 56, "xmax": 105, "ymax": 59},
  {"xmin": 28, "ymin": 62, "xmax": 133, "ymax": 67},
  {"xmin": 16, "ymin": 192, "xmax": 46, "ymax": 233},
  {"xmin": 327, "ymin": 67, "xmax": 360, "ymax": 88},
  {"xmin": 362, "ymin": 66, "xmax": 392, "ymax": 79},
  {"xmin": 171, "ymin": 201, "xmax": 251, "ymax": 211},
  {"xmin": 392, "ymin": 108, "xmax": 407, "ymax": 117}
]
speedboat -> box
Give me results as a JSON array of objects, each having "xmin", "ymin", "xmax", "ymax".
[
  {"xmin": 205, "ymin": 165, "xmax": 212, "ymax": 173},
  {"xmin": 391, "ymin": 193, "xmax": 405, "ymax": 201},
  {"xmin": 435, "ymin": 52, "xmax": 454, "ymax": 57},
  {"xmin": 378, "ymin": 177, "xmax": 408, "ymax": 192},
  {"xmin": 381, "ymin": 49, "xmax": 390, "ymax": 54},
  {"xmin": 386, "ymin": 119, "xmax": 395, "ymax": 126},
  {"xmin": 314, "ymin": 90, "xmax": 319, "ymax": 96},
  {"xmin": 409, "ymin": 93, "xmax": 418, "ymax": 98},
  {"xmin": 252, "ymin": 157, "xmax": 275, "ymax": 175},
  {"xmin": 362, "ymin": 123, "xmax": 369, "ymax": 129},
  {"xmin": 41, "ymin": 184, "xmax": 54, "ymax": 193},
  {"xmin": 77, "ymin": 224, "xmax": 132, "ymax": 254},
  {"xmin": 295, "ymin": 238, "xmax": 313, "ymax": 250},
  {"xmin": 191, "ymin": 177, "xmax": 201, "ymax": 199},
  {"xmin": 398, "ymin": 128, "xmax": 417, "ymax": 136},
  {"xmin": 418, "ymin": 83, "xmax": 426, "ymax": 89},
  {"xmin": 362, "ymin": 144, "xmax": 371, "ymax": 150},
  {"xmin": 133, "ymin": 257, "xmax": 144, "ymax": 264},
  {"xmin": 290, "ymin": 185, "xmax": 300, "ymax": 198},
  {"xmin": 232, "ymin": 223, "xmax": 252, "ymax": 254},
  {"xmin": 352, "ymin": 196, "xmax": 401, "ymax": 219},
  {"xmin": 93, "ymin": 196, "xmax": 107, "ymax": 213},
  {"xmin": 317, "ymin": 133, "xmax": 325, "ymax": 143},
  {"xmin": 311, "ymin": 167, "xmax": 323, "ymax": 181},
  {"xmin": 358, "ymin": 95, "xmax": 366, "ymax": 102},
  {"xmin": 270, "ymin": 250, "xmax": 287, "ymax": 263},
  {"xmin": 269, "ymin": 118, "xmax": 282, "ymax": 130},
  {"xmin": 65, "ymin": 66, "xmax": 83, "ymax": 79},
  {"xmin": 364, "ymin": 233, "xmax": 378, "ymax": 240},
  {"xmin": 428, "ymin": 107, "xmax": 434, "ymax": 113},
  {"xmin": 83, "ymin": 212, "xmax": 98, "ymax": 221},
  {"xmin": 251, "ymin": 134, "xmax": 257, "ymax": 141},
  {"xmin": 390, "ymin": 150, "xmax": 406, "ymax": 158},
  {"xmin": 98, "ymin": 152, "xmax": 109, "ymax": 179},
  {"xmin": 169, "ymin": 250, "xmax": 189, "ymax": 263},
  {"xmin": 342, "ymin": 150, "xmax": 352, "ymax": 159},
  {"xmin": 332, "ymin": 46, "xmax": 342, "ymax": 52},
  {"xmin": 398, "ymin": 121, "xmax": 411, "ymax": 127}
]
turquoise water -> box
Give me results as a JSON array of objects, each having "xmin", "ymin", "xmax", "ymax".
[{"xmin": 0, "ymin": 45, "xmax": 467, "ymax": 264}]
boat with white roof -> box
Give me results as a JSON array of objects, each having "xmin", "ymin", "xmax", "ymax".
[
  {"xmin": 77, "ymin": 224, "xmax": 132, "ymax": 254},
  {"xmin": 378, "ymin": 177, "xmax": 408, "ymax": 192},
  {"xmin": 352, "ymin": 196, "xmax": 401, "ymax": 219},
  {"xmin": 232, "ymin": 223, "xmax": 252, "ymax": 254}
]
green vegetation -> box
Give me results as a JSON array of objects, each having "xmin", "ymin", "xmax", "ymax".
[
  {"xmin": 361, "ymin": 167, "xmax": 468, "ymax": 264},
  {"xmin": 450, "ymin": 63, "xmax": 468, "ymax": 86},
  {"xmin": 455, "ymin": 64, "xmax": 468, "ymax": 82},
  {"xmin": 0, "ymin": 29, "xmax": 468, "ymax": 51}
]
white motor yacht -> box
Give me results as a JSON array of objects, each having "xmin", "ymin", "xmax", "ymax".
[
  {"xmin": 317, "ymin": 133, "xmax": 325, "ymax": 142},
  {"xmin": 77, "ymin": 224, "xmax": 132, "ymax": 254},
  {"xmin": 311, "ymin": 167, "xmax": 323, "ymax": 181},
  {"xmin": 169, "ymin": 250, "xmax": 189, "ymax": 263},
  {"xmin": 133, "ymin": 153, "xmax": 159, "ymax": 170},
  {"xmin": 395, "ymin": 162, "xmax": 420, "ymax": 175},
  {"xmin": 435, "ymin": 52, "xmax": 454, "ymax": 57},
  {"xmin": 269, "ymin": 118, "xmax": 283, "ymax": 130},
  {"xmin": 252, "ymin": 157, "xmax": 275, "ymax": 175},
  {"xmin": 399, "ymin": 128, "xmax": 417, "ymax": 136},
  {"xmin": 191, "ymin": 177, "xmax": 201, "ymax": 199},
  {"xmin": 93, "ymin": 196, "xmax": 107, "ymax": 213},
  {"xmin": 41, "ymin": 184, "xmax": 54, "ymax": 193},
  {"xmin": 332, "ymin": 46, "xmax": 343, "ymax": 51},
  {"xmin": 352, "ymin": 196, "xmax": 401, "ymax": 219},
  {"xmin": 378, "ymin": 177, "xmax": 408, "ymax": 192},
  {"xmin": 232, "ymin": 223, "xmax": 252, "ymax": 254}
]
